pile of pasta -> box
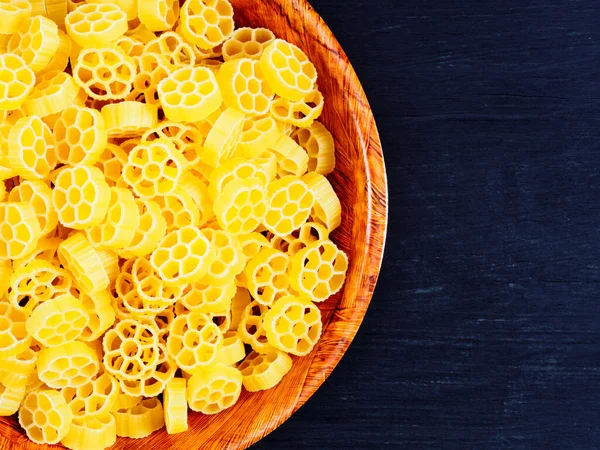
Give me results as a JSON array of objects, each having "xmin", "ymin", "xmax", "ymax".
[{"xmin": 0, "ymin": 0, "xmax": 349, "ymax": 448}]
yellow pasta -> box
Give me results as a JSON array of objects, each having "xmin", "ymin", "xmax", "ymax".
[
  {"xmin": 39, "ymin": 29, "xmax": 71, "ymax": 75},
  {"xmin": 260, "ymin": 39, "xmax": 317, "ymax": 102},
  {"xmin": 235, "ymin": 115, "xmax": 280, "ymax": 158},
  {"xmin": 0, "ymin": 53, "xmax": 35, "ymax": 111},
  {"xmin": 289, "ymin": 239, "xmax": 349, "ymax": 302},
  {"xmin": 237, "ymin": 299, "xmax": 272, "ymax": 353},
  {"xmin": 0, "ymin": 348, "xmax": 37, "ymax": 390},
  {"xmin": 0, "ymin": 0, "xmax": 32, "ymax": 34},
  {"xmin": 0, "ymin": 202, "xmax": 41, "ymax": 260},
  {"xmin": 0, "ymin": 382, "xmax": 26, "ymax": 416},
  {"xmin": 37, "ymin": 341, "xmax": 100, "ymax": 388},
  {"xmin": 61, "ymin": 371, "xmax": 119, "ymax": 420},
  {"xmin": 217, "ymin": 58, "xmax": 274, "ymax": 116},
  {"xmin": 8, "ymin": 180, "xmax": 58, "ymax": 237},
  {"xmin": 119, "ymin": 344, "xmax": 176, "ymax": 397},
  {"xmin": 61, "ymin": 414, "xmax": 117, "ymax": 450},
  {"xmin": 303, "ymin": 172, "xmax": 342, "ymax": 231},
  {"xmin": 88, "ymin": 0, "xmax": 137, "ymax": 21},
  {"xmin": 54, "ymin": 106, "xmax": 107, "ymax": 166},
  {"xmin": 24, "ymin": 71, "xmax": 80, "ymax": 118},
  {"xmin": 186, "ymin": 364, "xmax": 241, "ymax": 414},
  {"xmin": 8, "ymin": 115, "xmax": 57, "ymax": 180},
  {"xmin": 111, "ymin": 391, "xmax": 142, "ymax": 412},
  {"xmin": 94, "ymin": 143, "xmax": 128, "ymax": 187},
  {"xmin": 52, "ymin": 165, "xmax": 111, "ymax": 229},
  {"xmin": 65, "ymin": 3, "xmax": 127, "ymax": 48},
  {"xmin": 238, "ymin": 349, "xmax": 292, "ymax": 392},
  {"xmin": 77, "ymin": 289, "xmax": 116, "ymax": 342},
  {"xmin": 0, "ymin": 301, "xmax": 31, "ymax": 359},
  {"xmin": 138, "ymin": 0, "xmax": 179, "ymax": 32},
  {"xmin": 145, "ymin": 31, "xmax": 195, "ymax": 67},
  {"xmin": 270, "ymin": 88, "xmax": 324, "ymax": 128},
  {"xmin": 115, "ymin": 35, "xmax": 145, "ymax": 58},
  {"xmin": 128, "ymin": 51, "xmax": 173, "ymax": 105},
  {"xmin": 267, "ymin": 132, "xmax": 309, "ymax": 177},
  {"xmin": 291, "ymin": 120, "xmax": 335, "ymax": 175},
  {"xmin": 131, "ymin": 257, "xmax": 186, "ymax": 311},
  {"xmin": 58, "ymin": 233, "xmax": 110, "ymax": 293},
  {"xmin": 118, "ymin": 198, "xmax": 167, "ymax": 259},
  {"xmin": 269, "ymin": 221, "xmax": 329, "ymax": 256},
  {"xmin": 223, "ymin": 27, "xmax": 275, "ymax": 61},
  {"xmin": 26, "ymin": 293, "xmax": 89, "ymax": 347},
  {"xmin": 264, "ymin": 175, "xmax": 315, "ymax": 236},
  {"xmin": 164, "ymin": 377, "xmax": 188, "ymax": 434},
  {"xmin": 12, "ymin": 236, "xmax": 61, "ymax": 270},
  {"xmin": 199, "ymin": 228, "xmax": 245, "ymax": 285},
  {"xmin": 112, "ymin": 397, "xmax": 164, "ymax": 438},
  {"xmin": 217, "ymin": 330, "xmax": 245, "ymax": 366},
  {"xmin": 154, "ymin": 189, "xmax": 201, "ymax": 232},
  {"xmin": 214, "ymin": 177, "xmax": 267, "ymax": 234},
  {"xmin": 86, "ymin": 187, "xmax": 139, "ymax": 249},
  {"xmin": 179, "ymin": 279, "xmax": 236, "ymax": 314},
  {"xmin": 18, "ymin": 389, "xmax": 73, "ymax": 444},
  {"xmin": 8, "ymin": 15, "xmax": 59, "ymax": 73},
  {"xmin": 142, "ymin": 121, "xmax": 204, "ymax": 169},
  {"xmin": 244, "ymin": 247, "xmax": 290, "ymax": 307},
  {"xmin": 125, "ymin": 20, "xmax": 156, "ymax": 43},
  {"xmin": 203, "ymin": 106, "xmax": 245, "ymax": 167},
  {"xmin": 101, "ymin": 101, "xmax": 159, "ymax": 138},
  {"xmin": 207, "ymin": 157, "xmax": 270, "ymax": 200},
  {"xmin": 180, "ymin": 0, "xmax": 234, "ymax": 50},
  {"xmin": 158, "ymin": 66, "xmax": 222, "ymax": 123}
]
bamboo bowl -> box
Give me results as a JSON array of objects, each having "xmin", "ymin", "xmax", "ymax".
[{"xmin": 0, "ymin": 0, "xmax": 387, "ymax": 448}]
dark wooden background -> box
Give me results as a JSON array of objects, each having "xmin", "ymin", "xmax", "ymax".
[{"xmin": 255, "ymin": 0, "xmax": 600, "ymax": 449}]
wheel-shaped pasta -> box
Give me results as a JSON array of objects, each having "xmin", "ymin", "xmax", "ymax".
[
  {"xmin": 270, "ymin": 88, "xmax": 324, "ymax": 129},
  {"xmin": 12, "ymin": 237, "xmax": 62, "ymax": 271},
  {"xmin": 164, "ymin": 378, "xmax": 188, "ymax": 434},
  {"xmin": 179, "ymin": 279, "xmax": 236, "ymax": 314},
  {"xmin": 60, "ymin": 414, "xmax": 117, "ymax": 450},
  {"xmin": 131, "ymin": 257, "xmax": 187, "ymax": 311},
  {"xmin": 61, "ymin": 371, "xmax": 119, "ymax": 420},
  {"xmin": 8, "ymin": 115, "xmax": 57, "ymax": 180},
  {"xmin": 0, "ymin": 348, "xmax": 37, "ymax": 390},
  {"xmin": 267, "ymin": 132, "xmax": 309, "ymax": 177},
  {"xmin": 110, "ymin": 392, "xmax": 142, "ymax": 412},
  {"xmin": 237, "ymin": 299, "xmax": 271, "ymax": 353},
  {"xmin": 207, "ymin": 157, "xmax": 270, "ymax": 200},
  {"xmin": 223, "ymin": 27, "xmax": 275, "ymax": 61},
  {"xmin": 37, "ymin": 341, "xmax": 100, "ymax": 388},
  {"xmin": 0, "ymin": 382, "xmax": 26, "ymax": 416},
  {"xmin": 115, "ymin": 35, "xmax": 145, "ymax": 58},
  {"xmin": 65, "ymin": 3, "xmax": 127, "ymax": 48},
  {"xmin": 180, "ymin": 0, "xmax": 234, "ymax": 50},
  {"xmin": 0, "ymin": 0, "xmax": 32, "ymax": 34},
  {"xmin": 145, "ymin": 32, "xmax": 195, "ymax": 67},
  {"xmin": 0, "ymin": 302, "xmax": 31, "ymax": 359},
  {"xmin": 112, "ymin": 397, "xmax": 164, "ymax": 439},
  {"xmin": 264, "ymin": 175, "xmax": 315, "ymax": 236},
  {"xmin": 229, "ymin": 287, "xmax": 251, "ymax": 331},
  {"xmin": 302, "ymin": 172, "xmax": 342, "ymax": 232},
  {"xmin": 23, "ymin": 71, "xmax": 80, "ymax": 118},
  {"xmin": 289, "ymin": 239, "xmax": 349, "ymax": 302},
  {"xmin": 142, "ymin": 121, "xmax": 204, "ymax": 169},
  {"xmin": 187, "ymin": 364, "xmax": 241, "ymax": 414},
  {"xmin": 154, "ymin": 189, "xmax": 201, "ymax": 232},
  {"xmin": 244, "ymin": 247, "xmax": 291, "ymax": 307},
  {"xmin": 291, "ymin": 120, "xmax": 335, "ymax": 175},
  {"xmin": 214, "ymin": 177, "xmax": 267, "ymax": 234},
  {"xmin": 199, "ymin": 228, "xmax": 245, "ymax": 285},
  {"xmin": 166, "ymin": 312, "xmax": 223, "ymax": 373},
  {"xmin": 235, "ymin": 115, "xmax": 280, "ymax": 158},
  {"xmin": 86, "ymin": 187, "xmax": 139, "ymax": 249},
  {"xmin": 54, "ymin": 106, "xmax": 107, "ymax": 166},
  {"xmin": 203, "ymin": 107, "xmax": 245, "ymax": 168},
  {"xmin": 217, "ymin": 58, "xmax": 274, "ymax": 116},
  {"xmin": 128, "ymin": 52, "xmax": 173, "ymax": 105},
  {"xmin": 76, "ymin": 289, "xmax": 115, "ymax": 342},
  {"xmin": 119, "ymin": 344, "xmax": 176, "ymax": 397},
  {"xmin": 39, "ymin": 29, "xmax": 72, "ymax": 76},
  {"xmin": 58, "ymin": 233, "xmax": 110, "ymax": 293},
  {"xmin": 138, "ymin": 0, "xmax": 179, "ymax": 32},
  {"xmin": 94, "ymin": 143, "xmax": 128, "ymax": 187},
  {"xmin": 18, "ymin": 389, "xmax": 72, "ymax": 444},
  {"xmin": 217, "ymin": 331, "xmax": 245, "ymax": 366},
  {"xmin": 101, "ymin": 101, "xmax": 158, "ymax": 138},
  {"xmin": 8, "ymin": 180, "xmax": 58, "ymax": 237},
  {"xmin": 118, "ymin": 198, "xmax": 167, "ymax": 259},
  {"xmin": 0, "ymin": 202, "xmax": 41, "ymax": 260},
  {"xmin": 238, "ymin": 349, "xmax": 292, "ymax": 392},
  {"xmin": 8, "ymin": 16, "xmax": 59, "ymax": 74},
  {"xmin": 0, "ymin": 54, "xmax": 35, "ymax": 110}
]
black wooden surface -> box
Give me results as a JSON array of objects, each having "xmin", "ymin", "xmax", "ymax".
[{"xmin": 255, "ymin": 1, "xmax": 600, "ymax": 449}]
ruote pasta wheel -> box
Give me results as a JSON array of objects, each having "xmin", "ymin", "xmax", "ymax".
[
  {"xmin": 223, "ymin": 27, "xmax": 275, "ymax": 61},
  {"xmin": 61, "ymin": 371, "xmax": 119, "ymax": 420},
  {"xmin": 76, "ymin": 289, "xmax": 115, "ymax": 342},
  {"xmin": 128, "ymin": 52, "xmax": 173, "ymax": 105},
  {"xmin": 157, "ymin": 66, "xmax": 222, "ymax": 123},
  {"xmin": 118, "ymin": 198, "xmax": 167, "ymax": 259},
  {"xmin": 65, "ymin": 3, "xmax": 127, "ymax": 48},
  {"xmin": 0, "ymin": 0, "xmax": 32, "ymax": 34},
  {"xmin": 180, "ymin": 0, "xmax": 234, "ymax": 50},
  {"xmin": 237, "ymin": 299, "xmax": 271, "ymax": 353},
  {"xmin": 145, "ymin": 32, "xmax": 195, "ymax": 67},
  {"xmin": 267, "ymin": 132, "xmax": 309, "ymax": 177},
  {"xmin": 269, "ymin": 221, "xmax": 329, "ymax": 256},
  {"xmin": 26, "ymin": 294, "xmax": 89, "ymax": 347},
  {"xmin": 23, "ymin": 71, "xmax": 80, "ymax": 118},
  {"xmin": 0, "ymin": 202, "xmax": 41, "ymax": 260},
  {"xmin": 292, "ymin": 120, "xmax": 335, "ymax": 175},
  {"xmin": 94, "ymin": 143, "xmax": 128, "ymax": 187},
  {"xmin": 8, "ymin": 260, "xmax": 72, "ymax": 313},
  {"xmin": 235, "ymin": 115, "xmax": 280, "ymax": 158},
  {"xmin": 54, "ymin": 105, "xmax": 107, "ymax": 166},
  {"xmin": 60, "ymin": 414, "xmax": 117, "ymax": 450},
  {"xmin": 112, "ymin": 397, "xmax": 164, "ymax": 439},
  {"xmin": 8, "ymin": 115, "xmax": 57, "ymax": 180},
  {"xmin": 123, "ymin": 139, "xmax": 187, "ymax": 198},
  {"xmin": 0, "ymin": 382, "xmax": 26, "ymax": 416},
  {"xmin": 45, "ymin": 0, "xmax": 69, "ymax": 26},
  {"xmin": 0, "ymin": 302, "xmax": 31, "ymax": 359},
  {"xmin": 0, "ymin": 348, "xmax": 37, "ymax": 390},
  {"xmin": 235, "ymin": 232, "xmax": 270, "ymax": 287},
  {"xmin": 58, "ymin": 233, "xmax": 110, "ymax": 293},
  {"xmin": 302, "ymin": 172, "xmax": 342, "ymax": 231},
  {"xmin": 199, "ymin": 228, "xmax": 245, "ymax": 285},
  {"xmin": 264, "ymin": 175, "xmax": 315, "ymax": 236},
  {"xmin": 166, "ymin": 312, "xmax": 223, "ymax": 373},
  {"xmin": 18, "ymin": 389, "xmax": 73, "ymax": 444},
  {"xmin": 142, "ymin": 121, "xmax": 204, "ymax": 169},
  {"xmin": 244, "ymin": 247, "xmax": 291, "ymax": 307},
  {"xmin": 0, "ymin": 54, "xmax": 35, "ymax": 111},
  {"xmin": 229, "ymin": 287, "xmax": 251, "ymax": 331},
  {"xmin": 260, "ymin": 39, "xmax": 317, "ymax": 102},
  {"xmin": 238, "ymin": 349, "xmax": 292, "ymax": 392},
  {"xmin": 164, "ymin": 378, "xmax": 188, "ymax": 434},
  {"xmin": 52, "ymin": 165, "xmax": 111, "ymax": 229},
  {"xmin": 213, "ymin": 177, "xmax": 267, "ymax": 234},
  {"xmin": 138, "ymin": 0, "xmax": 179, "ymax": 31},
  {"xmin": 217, "ymin": 58, "xmax": 274, "ymax": 116},
  {"xmin": 150, "ymin": 225, "xmax": 216, "ymax": 286},
  {"xmin": 270, "ymin": 88, "xmax": 324, "ymax": 129},
  {"xmin": 217, "ymin": 331, "xmax": 245, "ymax": 365},
  {"xmin": 38, "ymin": 29, "xmax": 72, "ymax": 76},
  {"xmin": 179, "ymin": 279, "xmax": 236, "ymax": 314},
  {"xmin": 8, "ymin": 16, "xmax": 59, "ymax": 74},
  {"xmin": 131, "ymin": 256, "xmax": 186, "ymax": 312},
  {"xmin": 8, "ymin": 180, "xmax": 58, "ymax": 237},
  {"xmin": 203, "ymin": 106, "xmax": 245, "ymax": 168},
  {"xmin": 12, "ymin": 236, "xmax": 62, "ymax": 270},
  {"xmin": 263, "ymin": 295, "xmax": 322, "ymax": 356},
  {"xmin": 289, "ymin": 239, "xmax": 349, "ymax": 302},
  {"xmin": 111, "ymin": 392, "xmax": 142, "ymax": 412},
  {"xmin": 207, "ymin": 156, "xmax": 270, "ymax": 200},
  {"xmin": 87, "ymin": 0, "xmax": 137, "ymax": 21},
  {"xmin": 101, "ymin": 101, "xmax": 158, "ymax": 138},
  {"xmin": 86, "ymin": 187, "xmax": 139, "ymax": 249},
  {"xmin": 154, "ymin": 189, "xmax": 201, "ymax": 232},
  {"xmin": 73, "ymin": 46, "xmax": 136, "ymax": 101},
  {"xmin": 115, "ymin": 35, "xmax": 145, "ymax": 58},
  {"xmin": 37, "ymin": 341, "xmax": 100, "ymax": 388},
  {"xmin": 186, "ymin": 364, "xmax": 241, "ymax": 414},
  {"xmin": 119, "ymin": 344, "xmax": 176, "ymax": 397}
]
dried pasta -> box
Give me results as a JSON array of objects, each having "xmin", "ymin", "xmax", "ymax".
[
  {"xmin": 292, "ymin": 120, "xmax": 335, "ymax": 175},
  {"xmin": 238, "ymin": 349, "xmax": 292, "ymax": 392},
  {"xmin": 0, "ymin": 202, "xmax": 41, "ymax": 260},
  {"xmin": 8, "ymin": 180, "xmax": 58, "ymax": 237},
  {"xmin": 223, "ymin": 27, "xmax": 275, "ymax": 61},
  {"xmin": 37, "ymin": 341, "xmax": 100, "ymax": 388},
  {"xmin": 0, "ymin": 54, "xmax": 35, "ymax": 110},
  {"xmin": 0, "ymin": 348, "xmax": 37, "ymax": 390},
  {"xmin": 8, "ymin": 115, "xmax": 56, "ymax": 180},
  {"xmin": 54, "ymin": 106, "xmax": 107, "ymax": 166},
  {"xmin": 217, "ymin": 58, "xmax": 274, "ymax": 116},
  {"xmin": 18, "ymin": 389, "xmax": 72, "ymax": 444},
  {"xmin": 8, "ymin": 16, "xmax": 59, "ymax": 74},
  {"xmin": 65, "ymin": 3, "xmax": 127, "ymax": 48},
  {"xmin": 61, "ymin": 414, "xmax": 117, "ymax": 450},
  {"xmin": 180, "ymin": 0, "xmax": 234, "ymax": 50},
  {"xmin": 187, "ymin": 364, "xmax": 241, "ymax": 414},
  {"xmin": 164, "ymin": 377, "xmax": 188, "ymax": 434},
  {"xmin": 0, "ymin": 301, "xmax": 31, "ymax": 359}
]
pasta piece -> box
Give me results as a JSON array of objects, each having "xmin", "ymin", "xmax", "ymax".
[
  {"xmin": 61, "ymin": 372, "xmax": 119, "ymax": 420},
  {"xmin": 26, "ymin": 293, "xmax": 89, "ymax": 347},
  {"xmin": 150, "ymin": 225, "xmax": 216, "ymax": 286},
  {"xmin": 77, "ymin": 289, "xmax": 116, "ymax": 342},
  {"xmin": 180, "ymin": 170, "xmax": 215, "ymax": 221},
  {"xmin": 264, "ymin": 175, "xmax": 315, "ymax": 236},
  {"xmin": 94, "ymin": 143, "xmax": 128, "ymax": 187},
  {"xmin": 128, "ymin": 52, "xmax": 173, "ymax": 105},
  {"xmin": 18, "ymin": 389, "xmax": 72, "ymax": 444},
  {"xmin": 267, "ymin": 132, "xmax": 309, "ymax": 177},
  {"xmin": 238, "ymin": 349, "xmax": 292, "ymax": 392},
  {"xmin": 217, "ymin": 58, "xmax": 274, "ymax": 116},
  {"xmin": 179, "ymin": 279, "xmax": 236, "ymax": 314},
  {"xmin": 52, "ymin": 165, "xmax": 111, "ymax": 229},
  {"xmin": 154, "ymin": 189, "xmax": 201, "ymax": 232},
  {"xmin": 12, "ymin": 236, "xmax": 61, "ymax": 270},
  {"xmin": 54, "ymin": 106, "xmax": 107, "ymax": 166},
  {"xmin": 0, "ymin": 302, "xmax": 31, "ymax": 359},
  {"xmin": 268, "ymin": 221, "xmax": 329, "ymax": 256},
  {"xmin": 39, "ymin": 29, "xmax": 72, "ymax": 76},
  {"xmin": 234, "ymin": 232, "xmax": 270, "ymax": 287},
  {"xmin": 58, "ymin": 233, "xmax": 110, "ymax": 293},
  {"xmin": 145, "ymin": 31, "xmax": 195, "ymax": 67},
  {"xmin": 0, "ymin": 203, "xmax": 41, "ymax": 260},
  {"xmin": 101, "ymin": 101, "xmax": 159, "ymax": 138},
  {"xmin": 207, "ymin": 157, "xmax": 270, "ymax": 200},
  {"xmin": 229, "ymin": 287, "xmax": 251, "ymax": 331},
  {"xmin": 260, "ymin": 39, "xmax": 317, "ymax": 102},
  {"xmin": 291, "ymin": 120, "xmax": 335, "ymax": 175},
  {"xmin": 87, "ymin": 0, "xmax": 137, "ymax": 21},
  {"xmin": 157, "ymin": 66, "xmax": 222, "ymax": 123},
  {"xmin": 118, "ymin": 198, "xmax": 167, "ymax": 258},
  {"xmin": 237, "ymin": 300, "xmax": 271, "ymax": 353},
  {"xmin": 245, "ymin": 247, "xmax": 290, "ymax": 307},
  {"xmin": 142, "ymin": 121, "xmax": 204, "ymax": 169},
  {"xmin": 186, "ymin": 364, "xmax": 241, "ymax": 414},
  {"xmin": 8, "ymin": 180, "xmax": 58, "ymax": 237},
  {"xmin": 0, "ymin": 382, "xmax": 26, "ymax": 416},
  {"xmin": 223, "ymin": 27, "xmax": 275, "ymax": 61},
  {"xmin": 199, "ymin": 229, "xmax": 245, "ymax": 285},
  {"xmin": 235, "ymin": 115, "xmax": 280, "ymax": 158},
  {"xmin": 302, "ymin": 172, "xmax": 342, "ymax": 231},
  {"xmin": 8, "ymin": 260, "xmax": 71, "ymax": 313},
  {"xmin": 123, "ymin": 139, "xmax": 187, "ymax": 198},
  {"xmin": 217, "ymin": 331, "xmax": 245, "ymax": 366},
  {"xmin": 138, "ymin": 0, "xmax": 179, "ymax": 32},
  {"xmin": 112, "ymin": 397, "xmax": 164, "ymax": 439},
  {"xmin": 86, "ymin": 187, "xmax": 139, "ymax": 249},
  {"xmin": 73, "ymin": 47, "xmax": 136, "ymax": 101},
  {"xmin": 102, "ymin": 318, "xmax": 161, "ymax": 382},
  {"xmin": 0, "ymin": 257, "xmax": 8, "ymax": 298},
  {"xmin": 8, "ymin": 16, "xmax": 59, "ymax": 73},
  {"xmin": 65, "ymin": 3, "xmax": 127, "ymax": 48},
  {"xmin": 180, "ymin": 0, "xmax": 234, "ymax": 50},
  {"xmin": 0, "ymin": 348, "xmax": 37, "ymax": 391},
  {"xmin": 24, "ymin": 71, "xmax": 80, "ymax": 118},
  {"xmin": 203, "ymin": 107, "xmax": 245, "ymax": 167},
  {"xmin": 0, "ymin": 54, "xmax": 35, "ymax": 110},
  {"xmin": 270, "ymin": 88, "xmax": 324, "ymax": 128},
  {"xmin": 119, "ymin": 344, "xmax": 176, "ymax": 397},
  {"xmin": 8, "ymin": 115, "xmax": 57, "ymax": 180},
  {"xmin": 166, "ymin": 312, "xmax": 223, "ymax": 373},
  {"xmin": 61, "ymin": 414, "xmax": 117, "ymax": 450},
  {"xmin": 0, "ymin": 0, "xmax": 32, "ymax": 34},
  {"xmin": 37, "ymin": 341, "xmax": 100, "ymax": 388},
  {"xmin": 115, "ymin": 35, "xmax": 145, "ymax": 58},
  {"xmin": 45, "ymin": 0, "xmax": 68, "ymax": 26},
  {"xmin": 254, "ymin": 151, "xmax": 278, "ymax": 180},
  {"xmin": 214, "ymin": 177, "xmax": 267, "ymax": 234},
  {"xmin": 111, "ymin": 392, "xmax": 142, "ymax": 412},
  {"xmin": 131, "ymin": 257, "xmax": 186, "ymax": 311},
  {"xmin": 164, "ymin": 378, "xmax": 188, "ymax": 434},
  {"xmin": 125, "ymin": 20, "xmax": 156, "ymax": 43},
  {"xmin": 289, "ymin": 239, "xmax": 349, "ymax": 302}
]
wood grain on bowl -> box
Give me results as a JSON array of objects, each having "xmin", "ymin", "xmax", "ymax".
[{"xmin": 0, "ymin": 0, "xmax": 387, "ymax": 448}]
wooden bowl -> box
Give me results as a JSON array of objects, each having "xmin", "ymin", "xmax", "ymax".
[{"xmin": 0, "ymin": 0, "xmax": 387, "ymax": 448}]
